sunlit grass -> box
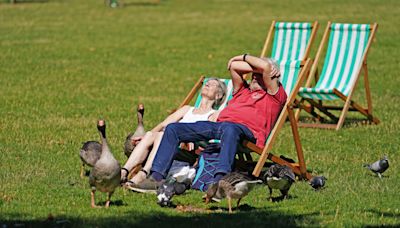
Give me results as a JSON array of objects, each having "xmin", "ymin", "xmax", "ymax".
[{"xmin": 0, "ymin": 0, "xmax": 399, "ymax": 227}]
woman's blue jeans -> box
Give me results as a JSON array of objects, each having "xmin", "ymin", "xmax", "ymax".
[{"xmin": 151, "ymin": 121, "xmax": 256, "ymax": 178}]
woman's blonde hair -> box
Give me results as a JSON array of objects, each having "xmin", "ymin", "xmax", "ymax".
[{"xmin": 207, "ymin": 77, "xmax": 227, "ymax": 110}]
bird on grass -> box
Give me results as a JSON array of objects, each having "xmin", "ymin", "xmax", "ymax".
[
  {"xmin": 309, "ymin": 176, "xmax": 327, "ymax": 190},
  {"xmin": 124, "ymin": 103, "xmax": 145, "ymax": 158},
  {"xmin": 263, "ymin": 164, "xmax": 296, "ymax": 201},
  {"xmin": 205, "ymin": 172, "xmax": 262, "ymax": 213},
  {"xmin": 364, "ymin": 155, "xmax": 389, "ymax": 179},
  {"xmin": 79, "ymin": 141, "xmax": 102, "ymax": 178},
  {"xmin": 156, "ymin": 177, "xmax": 189, "ymax": 207},
  {"xmin": 89, "ymin": 120, "xmax": 121, "ymax": 208}
]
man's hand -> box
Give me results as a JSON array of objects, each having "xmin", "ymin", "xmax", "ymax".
[{"xmin": 269, "ymin": 65, "xmax": 281, "ymax": 78}]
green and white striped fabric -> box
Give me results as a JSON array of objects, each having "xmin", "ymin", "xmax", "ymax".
[
  {"xmin": 194, "ymin": 78, "xmax": 233, "ymax": 110},
  {"xmin": 299, "ymin": 23, "xmax": 371, "ymax": 100},
  {"xmin": 271, "ymin": 22, "xmax": 313, "ymax": 62},
  {"xmin": 278, "ymin": 60, "xmax": 302, "ymax": 96}
]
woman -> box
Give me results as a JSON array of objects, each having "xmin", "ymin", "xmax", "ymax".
[{"xmin": 121, "ymin": 78, "xmax": 227, "ymax": 186}]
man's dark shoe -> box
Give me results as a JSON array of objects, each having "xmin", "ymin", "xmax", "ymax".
[{"xmin": 125, "ymin": 176, "xmax": 164, "ymax": 194}]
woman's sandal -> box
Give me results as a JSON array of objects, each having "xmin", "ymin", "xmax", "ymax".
[{"xmin": 120, "ymin": 167, "xmax": 129, "ymax": 184}]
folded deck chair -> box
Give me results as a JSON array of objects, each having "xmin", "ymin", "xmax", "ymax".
[{"xmin": 296, "ymin": 22, "xmax": 380, "ymax": 130}]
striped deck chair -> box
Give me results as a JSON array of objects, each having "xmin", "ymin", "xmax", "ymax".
[{"xmin": 297, "ymin": 22, "xmax": 380, "ymax": 130}]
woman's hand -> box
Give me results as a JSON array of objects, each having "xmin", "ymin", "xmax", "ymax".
[
  {"xmin": 208, "ymin": 110, "xmax": 221, "ymax": 122},
  {"xmin": 131, "ymin": 136, "xmax": 143, "ymax": 146},
  {"xmin": 180, "ymin": 142, "xmax": 195, "ymax": 151}
]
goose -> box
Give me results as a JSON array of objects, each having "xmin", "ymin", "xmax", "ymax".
[
  {"xmin": 89, "ymin": 120, "xmax": 121, "ymax": 208},
  {"xmin": 79, "ymin": 141, "xmax": 101, "ymax": 178},
  {"xmin": 263, "ymin": 164, "xmax": 295, "ymax": 201},
  {"xmin": 205, "ymin": 172, "xmax": 262, "ymax": 213},
  {"xmin": 124, "ymin": 103, "xmax": 145, "ymax": 158}
]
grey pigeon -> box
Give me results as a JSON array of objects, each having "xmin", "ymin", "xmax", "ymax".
[
  {"xmin": 309, "ymin": 176, "xmax": 327, "ymax": 190},
  {"xmin": 364, "ymin": 156, "xmax": 389, "ymax": 179},
  {"xmin": 89, "ymin": 120, "xmax": 121, "ymax": 208},
  {"xmin": 205, "ymin": 172, "xmax": 262, "ymax": 213},
  {"xmin": 79, "ymin": 141, "xmax": 102, "ymax": 178},
  {"xmin": 124, "ymin": 103, "xmax": 145, "ymax": 158},
  {"xmin": 156, "ymin": 178, "xmax": 189, "ymax": 207},
  {"xmin": 263, "ymin": 164, "xmax": 296, "ymax": 201}
]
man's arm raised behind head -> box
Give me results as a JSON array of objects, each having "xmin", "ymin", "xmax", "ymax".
[
  {"xmin": 243, "ymin": 55, "xmax": 280, "ymax": 95},
  {"xmin": 227, "ymin": 54, "xmax": 253, "ymax": 94}
]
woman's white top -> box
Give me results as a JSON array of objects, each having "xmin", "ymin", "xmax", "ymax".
[{"xmin": 179, "ymin": 107, "xmax": 215, "ymax": 123}]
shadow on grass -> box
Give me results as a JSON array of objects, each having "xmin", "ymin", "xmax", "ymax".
[
  {"xmin": 0, "ymin": 207, "xmax": 320, "ymax": 227},
  {"xmin": 296, "ymin": 116, "xmax": 377, "ymax": 129},
  {"xmin": 6, "ymin": 0, "xmax": 48, "ymax": 4}
]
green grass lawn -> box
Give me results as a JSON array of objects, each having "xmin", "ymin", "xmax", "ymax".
[{"xmin": 1, "ymin": 0, "xmax": 399, "ymax": 227}]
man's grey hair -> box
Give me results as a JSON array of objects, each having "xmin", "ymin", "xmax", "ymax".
[{"xmin": 207, "ymin": 77, "xmax": 227, "ymax": 110}]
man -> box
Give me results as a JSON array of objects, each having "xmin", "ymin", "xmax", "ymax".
[{"xmin": 132, "ymin": 54, "xmax": 287, "ymax": 192}]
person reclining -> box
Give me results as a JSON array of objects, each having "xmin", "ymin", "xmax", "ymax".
[
  {"xmin": 121, "ymin": 78, "xmax": 227, "ymax": 187},
  {"xmin": 131, "ymin": 54, "xmax": 287, "ymax": 192}
]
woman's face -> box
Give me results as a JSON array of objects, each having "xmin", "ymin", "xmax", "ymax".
[{"xmin": 201, "ymin": 79, "xmax": 221, "ymax": 100}]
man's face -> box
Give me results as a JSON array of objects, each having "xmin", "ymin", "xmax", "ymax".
[{"xmin": 250, "ymin": 73, "xmax": 265, "ymax": 90}]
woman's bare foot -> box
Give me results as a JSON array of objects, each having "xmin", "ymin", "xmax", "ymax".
[{"xmin": 130, "ymin": 170, "xmax": 147, "ymax": 184}]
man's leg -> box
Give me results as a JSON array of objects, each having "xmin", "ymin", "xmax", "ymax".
[
  {"xmin": 151, "ymin": 121, "xmax": 222, "ymax": 178},
  {"xmin": 215, "ymin": 122, "xmax": 256, "ymax": 175}
]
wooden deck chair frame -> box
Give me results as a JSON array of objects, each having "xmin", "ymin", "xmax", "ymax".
[{"xmin": 296, "ymin": 22, "xmax": 380, "ymax": 130}]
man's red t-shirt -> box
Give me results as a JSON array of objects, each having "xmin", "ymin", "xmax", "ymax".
[{"xmin": 217, "ymin": 83, "xmax": 287, "ymax": 148}]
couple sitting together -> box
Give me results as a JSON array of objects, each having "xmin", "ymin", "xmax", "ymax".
[{"xmin": 121, "ymin": 54, "xmax": 287, "ymax": 193}]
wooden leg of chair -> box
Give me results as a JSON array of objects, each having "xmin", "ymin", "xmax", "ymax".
[
  {"xmin": 287, "ymin": 106, "xmax": 308, "ymax": 180},
  {"xmin": 305, "ymin": 98, "xmax": 338, "ymax": 122},
  {"xmin": 363, "ymin": 63, "xmax": 373, "ymax": 114}
]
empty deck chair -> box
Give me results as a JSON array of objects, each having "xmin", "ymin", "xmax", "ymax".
[{"xmin": 297, "ymin": 22, "xmax": 380, "ymax": 130}]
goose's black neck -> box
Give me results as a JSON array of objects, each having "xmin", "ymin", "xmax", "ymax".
[{"xmin": 97, "ymin": 125, "xmax": 106, "ymax": 138}]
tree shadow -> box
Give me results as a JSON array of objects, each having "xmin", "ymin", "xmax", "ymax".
[
  {"xmin": 6, "ymin": 0, "xmax": 48, "ymax": 4},
  {"xmin": 122, "ymin": 0, "xmax": 161, "ymax": 7},
  {"xmin": 1, "ymin": 207, "xmax": 321, "ymax": 227}
]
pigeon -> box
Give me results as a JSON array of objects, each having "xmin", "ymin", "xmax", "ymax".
[
  {"xmin": 205, "ymin": 172, "xmax": 262, "ymax": 213},
  {"xmin": 89, "ymin": 120, "xmax": 121, "ymax": 208},
  {"xmin": 309, "ymin": 175, "xmax": 327, "ymax": 190},
  {"xmin": 364, "ymin": 155, "xmax": 389, "ymax": 179},
  {"xmin": 263, "ymin": 164, "xmax": 296, "ymax": 201},
  {"xmin": 124, "ymin": 103, "xmax": 145, "ymax": 158},
  {"xmin": 156, "ymin": 178, "xmax": 189, "ymax": 207},
  {"xmin": 79, "ymin": 141, "xmax": 102, "ymax": 178}
]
